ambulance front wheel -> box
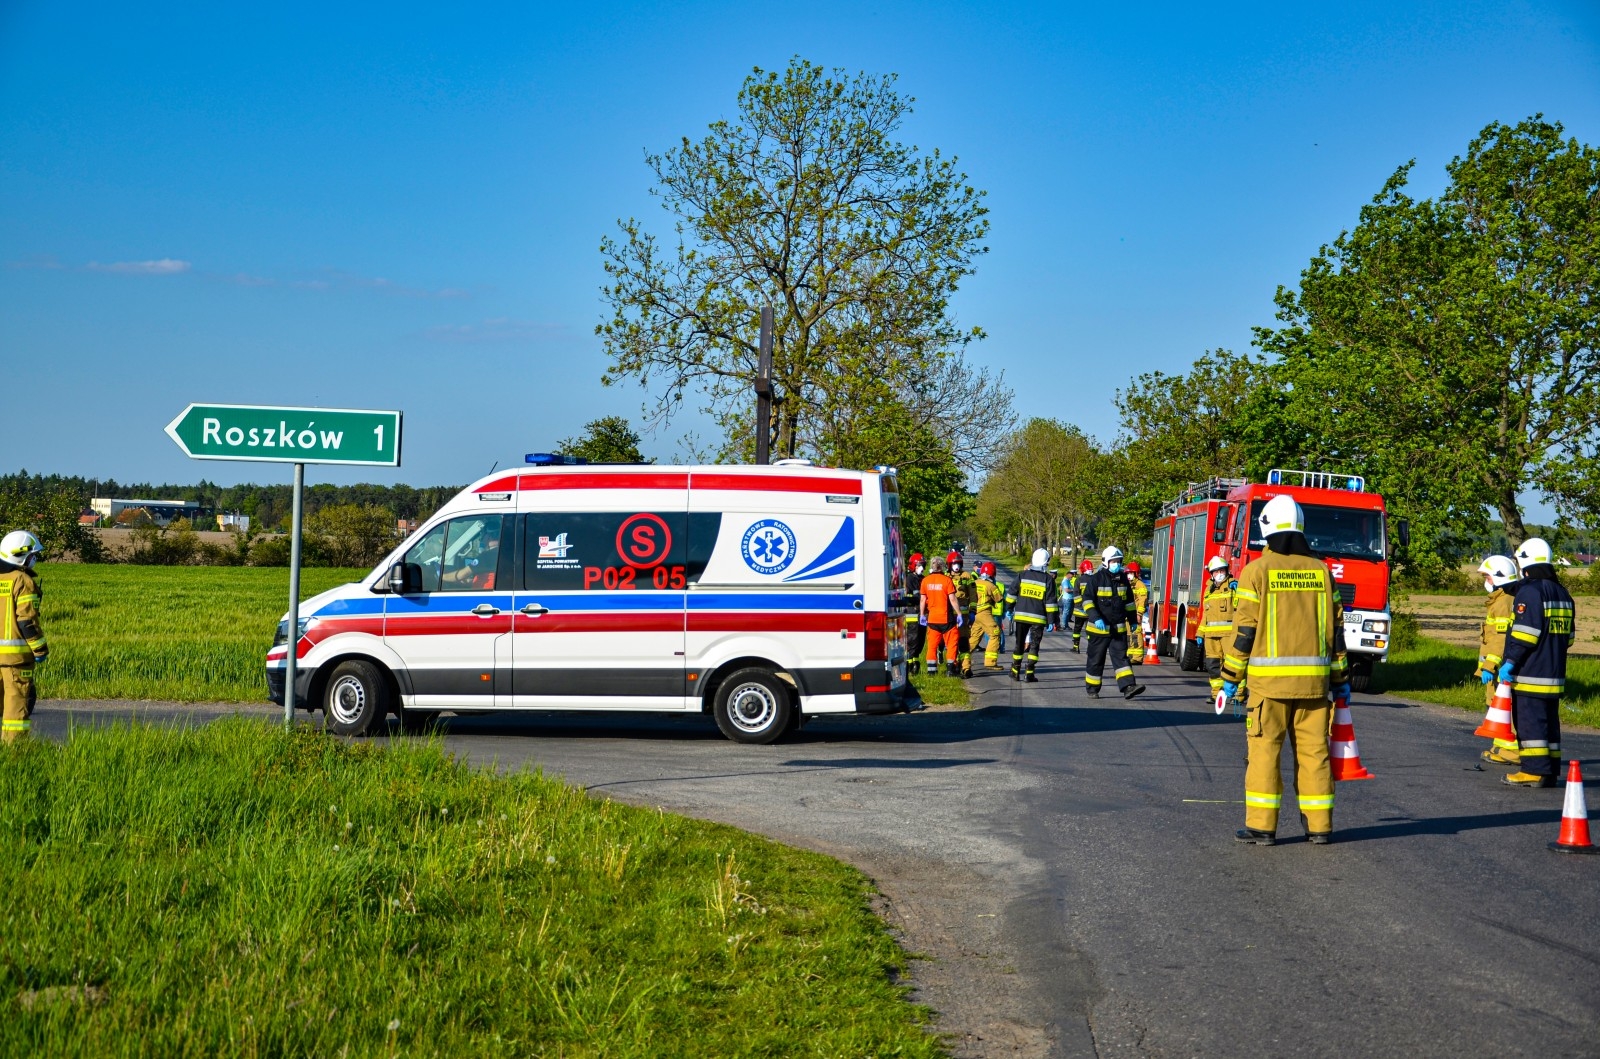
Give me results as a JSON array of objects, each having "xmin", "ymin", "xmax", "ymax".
[
  {"xmin": 713, "ymin": 668, "xmax": 794, "ymax": 745},
  {"xmin": 322, "ymin": 659, "xmax": 391, "ymax": 737}
]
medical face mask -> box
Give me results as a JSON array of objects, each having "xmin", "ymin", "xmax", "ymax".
[{"xmin": 1107, "ymin": 561, "xmax": 1122, "ymax": 574}]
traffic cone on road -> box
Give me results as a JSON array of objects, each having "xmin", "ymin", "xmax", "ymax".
[
  {"xmin": 1549, "ymin": 760, "xmax": 1599, "ymax": 855},
  {"xmin": 1329, "ymin": 696, "xmax": 1375, "ymax": 781},
  {"xmin": 1144, "ymin": 633, "xmax": 1161, "ymax": 665},
  {"xmin": 1473, "ymin": 682, "xmax": 1517, "ymax": 742}
]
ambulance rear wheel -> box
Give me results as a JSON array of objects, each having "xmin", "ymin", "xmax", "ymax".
[
  {"xmin": 322, "ymin": 660, "xmax": 390, "ymax": 737},
  {"xmin": 714, "ymin": 669, "xmax": 793, "ymax": 745}
]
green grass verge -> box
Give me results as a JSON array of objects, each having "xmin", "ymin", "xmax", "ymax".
[
  {"xmin": 0, "ymin": 719, "xmax": 943, "ymax": 1057},
  {"xmin": 35, "ymin": 564, "xmax": 382, "ymax": 701},
  {"xmin": 909, "ymin": 669, "xmax": 969, "ymax": 707},
  {"xmin": 1375, "ymin": 634, "xmax": 1600, "ymax": 729}
]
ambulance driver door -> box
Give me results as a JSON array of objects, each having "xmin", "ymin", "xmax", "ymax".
[{"xmin": 511, "ymin": 511, "xmax": 688, "ymax": 709}]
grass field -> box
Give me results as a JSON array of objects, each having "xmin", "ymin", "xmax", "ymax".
[
  {"xmin": 1375, "ymin": 634, "xmax": 1600, "ymax": 730},
  {"xmin": 34, "ymin": 563, "xmax": 369, "ymax": 702},
  {"xmin": 0, "ymin": 719, "xmax": 942, "ymax": 1056}
]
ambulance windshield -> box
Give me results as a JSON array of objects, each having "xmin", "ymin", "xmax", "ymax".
[{"xmin": 1247, "ymin": 501, "xmax": 1386, "ymax": 562}]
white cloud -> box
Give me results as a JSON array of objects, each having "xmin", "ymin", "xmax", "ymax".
[{"xmin": 87, "ymin": 258, "xmax": 192, "ymax": 275}]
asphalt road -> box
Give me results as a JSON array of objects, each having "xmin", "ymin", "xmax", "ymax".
[{"xmin": 36, "ymin": 629, "xmax": 1600, "ymax": 1057}]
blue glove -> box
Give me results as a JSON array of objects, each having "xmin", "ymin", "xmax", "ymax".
[
  {"xmin": 954, "ymin": 612, "xmax": 963, "ymax": 628},
  {"xmin": 1222, "ymin": 680, "xmax": 1239, "ymax": 700},
  {"xmin": 1332, "ymin": 682, "xmax": 1351, "ymax": 701},
  {"xmin": 1479, "ymin": 668, "xmax": 1494, "ymax": 685},
  {"xmin": 33, "ymin": 649, "xmax": 47, "ymax": 664},
  {"xmin": 918, "ymin": 616, "xmax": 927, "ymax": 627},
  {"xmin": 1092, "ymin": 619, "xmax": 1108, "ymax": 632},
  {"xmin": 1497, "ymin": 661, "xmax": 1514, "ymax": 684}
]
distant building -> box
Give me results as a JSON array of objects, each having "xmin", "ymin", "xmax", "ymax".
[
  {"xmin": 397, "ymin": 519, "xmax": 419, "ymax": 538},
  {"xmin": 90, "ymin": 498, "xmax": 209, "ymax": 527},
  {"xmin": 78, "ymin": 513, "xmax": 100, "ymax": 527},
  {"xmin": 219, "ymin": 513, "xmax": 251, "ymax": 532}
]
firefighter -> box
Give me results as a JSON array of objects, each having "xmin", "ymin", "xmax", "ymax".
[
  {"xmin": 1222, "ymin": 496, "xmax": 1348, "ymax": 845},
  {"xmin": 919, "ymin": 555, "xmax": 963, "ymax": 677},
  {"xmin": 1007, "ymin": 548, "xmax": 1059, "ymax": 682},
  {"xmin": 1124, "ymin": 560, "xmax": 1150, "ymax": 665},
  {"xmin": 1497, "ymin": 538, "xmax": 1575, "ymax": 788},
  {"xmin": 905, "ymin": 553, "xmax": 926, "ymax": 662},
  {"xmin": 1057, "ymin": 561, "xmax": 1077, "ymax": 635},
  {"xmin": 1080, "ymin": 546, "xmax": 1146, "ymax": 699},
  {"xmin": 951, "ymin": 552, "xmax": 980, "ymax": 675},
  {"xmin": 1069, "ymin": 558, "xmax": 1095, "ymax": 652},
  {"xmin": 963, "ymin": 561, "xmax": 1006, "ymax": 673},
  {"xmin": 989, "ymin": 561, "xmax": 1009, "ymax": 661},
  {"xmin": 1475, "ymin": 555, "xmax": 1520, "ymax": 766},
  {"xmin": 0, "ymin": 531, "xmax": 48, "ymax": 744},
  {"xmin": 1198, "ymin": 555, "xmax": 1236, "ymax": 701}
]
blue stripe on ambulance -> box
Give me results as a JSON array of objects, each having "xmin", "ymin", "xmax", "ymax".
[{"xmin": 783, "ymin": 518, "xmax": 857, "ymax": 582}]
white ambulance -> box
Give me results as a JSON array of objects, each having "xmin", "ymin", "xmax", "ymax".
[{"xmin": 267, "ymin": 459, "xmax": 922, "ymax": 743}]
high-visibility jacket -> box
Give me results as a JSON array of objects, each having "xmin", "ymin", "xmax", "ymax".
[
  {"xmin": 1128, "ymin": 575, "xmax": 1148, "ymax": 624},
  {"xmin": 1199, "ymin": 579, "xmax": 1236, "ymax": 660},
  {"xmin": 1220, "ymin": 550, "xmax": 1347, "ymax": 699},
  {"xmin": 1502, "ymin": 569, "xmax": 1574, "ymax": 697},
  {"xmin": 976, "ymin": 577, "xmax": 1006, "ymax": 616},
  {"xmin": 921, "ymin": 573, "xmax": 961, "ymax": 626},
  {"xmin": 903, "ymin": 570, "xmax": 924, "ymax": 627},
  {"xmin": 955, "ymin": 572, "xmax": 980, "ymax": 613},
  {"xmin": 1006, "ymin": 567, "xmax": 1059, "ymax": 626},
  {"xmin": 1477, "ymin": 587, "xmax": 1516, "ymax": 677},
  {"xmin": 0, "ymin": 567, "xmax": 46, "ymax": 666},
  {"xmin": 1079, "ymin": 567, "xmax": 1137, "ymax": 631}
]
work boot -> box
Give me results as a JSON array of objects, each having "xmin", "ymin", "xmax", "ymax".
[
  {"xmin": 1502, "ymin": 771, "xmax": 1557, "ymax": 789},
  {"xmin": 946, "ymin": 663, "xmax": 960, "ymax": 679},
  {"xmin": 1123, "ymin": 683, "xmax": 1146, "ymax": 701},
  {"xmin": 1023, "ymin": 671, "xmax": 1038, "ymax": 683},
  {"xmin": 1300, "ymin": 814, "xmax": 1332, "ymax": 844},
  {"xmin": 1235, "ymin": 829, "xmax": 1276, "ymax": 846},
  {"xmin": 1084, "ymin": 685, "xmax": 1100, "ymax": 698},
  {"xmin": 1070, "ymin": 640, "xmax": 1080, "ymax": 653},
  {"xmin": 1481, "ymin": 747, "xmax": 1521, "ymax": 766},
  {"xmin": 925, "ymin": 664, "xmax": 937, "ymax": 676},
  {"xmin": 1010, "ymin": 667, "xmax": 1022, "ymax": 682}
]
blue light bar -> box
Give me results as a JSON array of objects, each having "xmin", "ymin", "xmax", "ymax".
[{"xmin": 525, "ymin": 453, "xmax": 588, "ymax": 465}]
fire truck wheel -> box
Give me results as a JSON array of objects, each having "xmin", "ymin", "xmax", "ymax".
[
  {"xmin": 322, "ymin": 659, "xmax": 391, "ymax": 737},
  {"xmin": 713, "ymin": 668, "xmax": 794, "ymax": 745},
  {"xmin": 1348, "ymin": 659, "xmax": 1373, "ymax": 694}
]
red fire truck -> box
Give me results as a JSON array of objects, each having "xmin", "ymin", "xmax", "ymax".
[{"xmin": 1147, "ymin": 470, "xmax": 1403, "ymax": 691}]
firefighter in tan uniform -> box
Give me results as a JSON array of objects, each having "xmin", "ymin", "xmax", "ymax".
[
  {"xmin": 1124, "ymin": 561, "xmax": 1150, "ymax": 665},
  {"xmin": 1221, "ymin": 497, "xmax": 1349, "ymax": 845},
  {"xmin": 1475, "ymin": 555, "xmax": 1520, "ymax": 766},
  {"xmin": 1198, "ymin": 555, "xmax": 1236, "ymax": 700},
  {"xmin": 0, "ymin": 531, "xmax": 48, "ymax": 744},
  {"xmin": 962, "ymin": 561, "xmax": 1006, "ymax": 674}
]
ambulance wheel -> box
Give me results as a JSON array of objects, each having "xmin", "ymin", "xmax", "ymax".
[
  {"xmin": 322, "ymin": 660, "xmax": 390, "ymax": 737},
  {"xmin": 713, "ymin": 668, "xmax": 793, "ymax": 745}
]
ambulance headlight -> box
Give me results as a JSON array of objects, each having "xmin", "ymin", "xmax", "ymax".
[
  {"xmin": 1362, "ymin": 619, "xmax": 1389, "ymax": 633},
  {"xmin": 273, "ymin": 618, "xmax": 314, "ymax": 646}
]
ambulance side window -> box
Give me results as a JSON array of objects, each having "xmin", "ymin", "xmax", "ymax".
[
  {"xmin": 402, "ymin": 522, "xmax": 448, "ymax": 594},
  {"xmin": 437, "ymin": 515, "xmax": 505, "ymax": 592}
]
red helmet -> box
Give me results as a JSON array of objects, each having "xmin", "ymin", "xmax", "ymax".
[
  {"xmin": 1126, "ymin": 560, "xmax": 1141, "ymax": 574},
  {"xmin": 979, "ymin": 561, "xmax": 996, "ymax": 578},
  {"xmin": 947, "ymin": 550, "xmax": 963, "ymax": 570},
  {"xmin": 909, "ymin": 552, "xmax": 924, "ymax": 569},
  {"xmin": 1079, "ymin": 559, "xmax": 1095, "ymax": 575}
]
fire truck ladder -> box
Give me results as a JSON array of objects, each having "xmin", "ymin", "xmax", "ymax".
[
  {"xmin": 1158, "ymin": 477, "xmax": 1246, "ymax": 517},
  {"xmin": 1267, "ymin": 469, "xmax": 1366, "ymax": 492}
]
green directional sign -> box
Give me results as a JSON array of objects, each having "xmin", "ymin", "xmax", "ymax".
[{"xmin": 165, "ymin": 403, "xmax": 402, "ymax": 466}]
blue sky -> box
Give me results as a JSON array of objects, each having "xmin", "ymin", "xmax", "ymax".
[{"xmin": 5, "ymin": 0, "xmax": 1599, "ymax": 494}]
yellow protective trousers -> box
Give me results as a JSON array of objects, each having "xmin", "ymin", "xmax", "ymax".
[
  {"xmin": 964, "ymin": 608, "xmax": 1002, "ymax": 671},
  {"xmin": 1, "ymin": 664, "xmax": 35, "ymax": 743},
  {"xmin": 1244, "ymin": 694, "xmax": 1333, "ymax": 835}
]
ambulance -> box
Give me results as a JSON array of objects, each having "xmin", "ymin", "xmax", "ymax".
[{"xmin": 267, "ymin": 458, "xmax": 922, "ymax": 743}]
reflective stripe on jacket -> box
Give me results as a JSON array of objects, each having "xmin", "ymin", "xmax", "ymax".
[
  {"xmin": 1502, "ymin": 572, "xmax": 1574, "ymax": 697},
  {"xmin": 1220, "ymin": 551, "xmax": 1347, "ymax": 698},
  {"xmin": 1478, "ymin": 587, "xmax": 1515, "ymax": 672},
  {"xmin": 1079, "ymin": 568, "xmax": 1135, "ymax": 630},
  {"xmin": 1199, "ymin": 581, "xmax": 1236, "ymax": 659},
  {"xmin": 0, "ymin": 569, "xmax": 45, "ymax": 665},
  {"xmin": 1007, "ymin": 568, "xmax": 1060, "ymax": 626}
]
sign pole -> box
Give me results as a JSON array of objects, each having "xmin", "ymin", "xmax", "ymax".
[
  {"xmin": 755, "ymin": 306, "xmax": 773, "ymax": 465},
  {"xmin": 284, "ymin": 462, "xmax": 304, "ymax": 728}
]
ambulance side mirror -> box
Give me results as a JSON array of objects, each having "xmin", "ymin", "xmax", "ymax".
[
  {"xmin": 388, "ymin": 562, "xmax": 422, "ymax": 595},
  {"xmin": 1396, "ymin": 519, "xmax": 1410, "ymax": 548}
]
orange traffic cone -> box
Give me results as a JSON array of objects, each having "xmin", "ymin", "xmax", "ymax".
[
  {"xmin": 1550, "ymin": 760, "xmax": 1599, "ymax": 855},
  {"xmin": 1329, "ymin": 696, "xmax": 1375, "ymax": 781},
  {"xmin": 1144, "ymin": 632, "xmax": 1161, "ymax": 665},
  {"xmin": 1473, "ymin": 682, "xmax": 1517, "ymax": 742}
]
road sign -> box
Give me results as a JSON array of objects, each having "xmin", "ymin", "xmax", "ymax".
[{"xmin": 164, "ymin": 403, "xmax": 402, "ymax": 466}]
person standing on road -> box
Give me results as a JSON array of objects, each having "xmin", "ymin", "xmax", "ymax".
[
  {"xmin": 905, "ymin": 553, "xmax": 926, "ymax": 663},
  {"xmin": 1222, "ymin": 496, "xmax": 1348, "ymax": 845},
  {"xmin": 951, "ymin": 552, "xmax": 980, "ymax": 675},
  {"xmin": 1125, "ymin": 560, "xmax": 1150, "ymax": 666},
  {"xmin": 1198, "ymin": 555, "xmax": 1236, "ymax": 702},
  {"xmin": 920, "ymin": 556, "xmax": 963, "ymax": 678},
  {"xmin": 963, "ymin": 561, "xmax": 1007, "ymax": 674},
  {"xmin": 1006, "ymin": 548, "xmax": 1059, "ymax": 682},
  {"xmin": 1069, "ymin": 558, "xmax": 1095, "ymax": 652},
  {"xmin": 1475, "ymin": 555, "xmax": 1521, "ymax": 767},
  {"xmin": 1497, "ymin": 538, "xmax": 1575, "ymax": 788},
  {"xmin": 1079, "ymin": 546, "xmax": 1146, "ymax": 699},
  {"xmin": 0, "ymin": 531, "xmax": 48, "ymax": 744}
]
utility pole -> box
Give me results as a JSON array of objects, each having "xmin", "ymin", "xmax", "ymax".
[{"xmin": 754, "ymin": 306, "xmax": 774, "ymax": 464}]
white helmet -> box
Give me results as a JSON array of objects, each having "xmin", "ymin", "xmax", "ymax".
[
  {"xmin": 0, "ymin": 530, "xmax": 43, "ymax": 569},
  {"xmin": 1031, "ymin": 548, "xmax": 1051, "ymax": 569},
  {"xmin": 1206, "ymin": 555, "xmax": 1229, "ymax": 574},
  {"xmin": 1514, "ymin": 537, "xmax": 1552, "ymax": 569},
  {"xmin": 1477, "ymin": 555, "xmax": 1517, "ymax": 591},
  {"xmin": 1100, "ymin": 545, "xmax": 1123, "ymax": 564},
  {"xmin": 1258, "ymin": 495, "xmax": 1304, "ymax": 536}
]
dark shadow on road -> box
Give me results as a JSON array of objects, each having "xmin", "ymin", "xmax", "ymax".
[
  {"xmin": 1334, "ymin": 809, "xmax": 1555, "ymax": 843},
  {"xmin": 780, "ymin": 757, "xmax": 995, "ymax": 769}
]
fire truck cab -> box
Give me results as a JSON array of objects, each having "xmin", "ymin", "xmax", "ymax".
[{"xmin": 1149, "ymin": 470, "xmax": 1397, "ymax": 691}]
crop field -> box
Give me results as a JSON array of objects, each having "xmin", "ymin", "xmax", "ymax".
[
  {"xmin": 35, "ymin": 564, "xmax": 368, "ymax": 702},
  {"xmin": 0, "ymin": 719, "xmax": 942, "ymax": 1056},
  {"xmin": 1376, "ymin": 634, "xmax": 1600, "ymax": 730}
]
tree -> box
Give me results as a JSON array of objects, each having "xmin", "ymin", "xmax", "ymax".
[
  {"xmin": 598, "ymin": 58, "xmax": 998, "ymax": 470},
  {"xmin": 0, "ymin": 487, "xmax": 103, "ymax": 562},
  {"xmin": 304, "ymin": 504, "xmax": 397, "ymax": 569},
  {"xmin": 556, "ymin": 416, "xmax": 652, "ymax": 464},
  {"xmin": 976, "ymin": 419, "xmax": 1104, "ymax": 561},
  {"xmin": 1252, "ymin": 116, "xmax": 1600, "ymax": 572}
]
